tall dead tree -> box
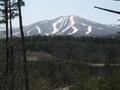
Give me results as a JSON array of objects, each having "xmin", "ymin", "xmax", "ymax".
[
  {"xmin": 8, "ymin": 0, "xmax": 14, "ymax": 90},
  {"xmin": 18, "ymin": 0, "xmax": 29, "ymax": 90},
  {"xmin": 4, "ymin": 0, "xmax": 10, "ymax": 89}
]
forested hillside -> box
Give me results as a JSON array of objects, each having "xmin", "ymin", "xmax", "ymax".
[
  {"xmin": 26, "ymin": 36, "xmax": 120, "ymax": 90},
  {"xmin": 0, "ymin": 36, "xmax": 120, "ymax": 90}
]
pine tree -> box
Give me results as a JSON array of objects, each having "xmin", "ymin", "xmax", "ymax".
[{"xmin": 0, "ymin": 0, "xmax": 25, "ymax": 89}]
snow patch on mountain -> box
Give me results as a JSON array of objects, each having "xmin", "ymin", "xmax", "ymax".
[
  {"xmin": 51, "ymin": 18, "xmax": 64, "ymax": 35},
  {"xmin": 59, "ymin": 17, "xmax": 66, "ymax": 29},
  {"xmin": 68, "ymin": 16, "xmax": 78, "ymax": 35},
  {"xmin": 85, "ymin": 26, "xmax": 92, "ymax": 35},
  {"xmin": 36, "ymin": 26, "xmax": 41, "ymax": 33},
  {"xmin": 57, "ymin": 25, "xmax": 70, "ymax": 35},
  {"xmin": 45, "ymin": 33, "xmax": 49, "ymax": 36},
  {"xmin": 81, "ymin": 23, "xmax": 87, "ymax": 26},
  {"xmin": 97, "ymin": 27, "xmax": 104, "ymax": 30},
  {"xmin": 64, "ymin": 17, "xmax": 69, "ymax": 27},
  {"xmin": 57, "ymin": 17, "xmax": 71, "ymax": 35},
  {"xmin": 27, "ymin": 30, "xmax": 31, "ymax": 36}
]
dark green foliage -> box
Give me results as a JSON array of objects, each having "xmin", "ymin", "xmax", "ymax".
[
  {"xmin": 25, "ymin": 35, "xmax": 120, "ymax": 63},
  {"xmin": 0, "ymin": 0, "xmax": 25, "ymax": 24}
]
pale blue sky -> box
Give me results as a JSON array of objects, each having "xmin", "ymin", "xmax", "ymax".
[{"xmin": 14, "ymin": 0, "xmax": 120, "ymax": 26}]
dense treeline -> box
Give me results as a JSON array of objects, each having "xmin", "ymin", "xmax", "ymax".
[
  {"xmin": 25, "ymin": 35, "xmax": 120, "ymax": 63},
  {"xmin": 26, "ymin": 35, "xmax": 120, "ymax": 44}
]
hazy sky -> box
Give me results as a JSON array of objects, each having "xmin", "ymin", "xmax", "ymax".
[{"xmin": 14, "ymin": 0, "xmax": 120, "ymax": 26}]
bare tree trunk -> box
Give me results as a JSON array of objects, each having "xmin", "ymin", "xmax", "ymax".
[
  {"xmin": 9, "ymin": 0, "xmax": 15, "ymax": 90},
  {"xmin": 18, "ymin": 0, "xmax": 29, "ymax": 90},
  {"xmin": 5, "ymin": 0, "xmax": 10, "ymax": 89}
]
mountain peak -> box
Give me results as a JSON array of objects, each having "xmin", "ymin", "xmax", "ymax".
[{"xmin": 1, "ymin": 15, "xmax": 120, "ymax": 38}]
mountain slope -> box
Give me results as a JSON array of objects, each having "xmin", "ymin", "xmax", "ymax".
[{"xmin": 2, "ymin": 15, "xmax": 120, "ymax": 37}]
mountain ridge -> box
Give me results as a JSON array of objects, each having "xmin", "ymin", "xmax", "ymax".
[{"xmin": 1, "ymin": 15, "xmax": 120, "ymax": 37}]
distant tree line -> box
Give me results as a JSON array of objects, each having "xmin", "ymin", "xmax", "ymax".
[{"xmin": 24, "ymin": 35, "xmax": 120, "ymax": 63}]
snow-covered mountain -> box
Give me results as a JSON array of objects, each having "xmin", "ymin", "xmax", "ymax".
[{"xmin": 1, "ymin": 15, "xmax": 120, "ymax": 37}]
